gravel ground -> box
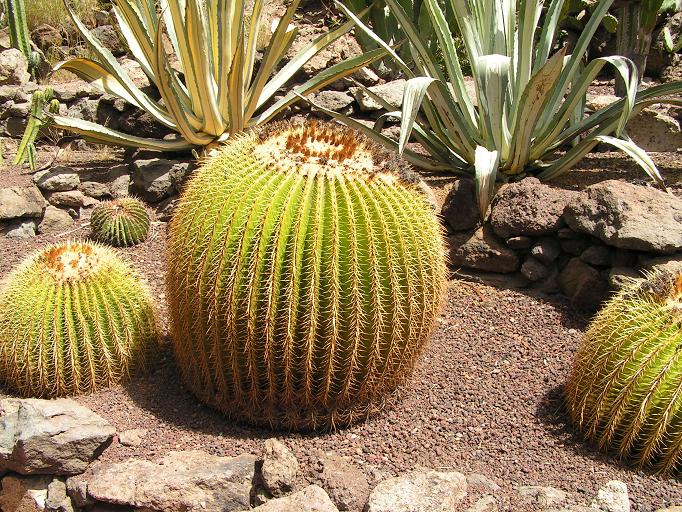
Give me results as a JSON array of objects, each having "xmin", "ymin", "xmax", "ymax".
[{"xmin": 1, "ymin": 148, "xmax": 682, "ymax": 510}]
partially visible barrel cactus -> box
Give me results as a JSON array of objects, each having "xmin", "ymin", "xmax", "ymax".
[
  {"xmin": 91, "ymin": 197, "xmax": 150, "ymax": 247},
  {"xmin": 566, "ymin": 270, "xmax": 682, "ymax": 474},
  {"xmin": 167, "ymin": 120, "xmax": 448, "ymax": 430},
  {"xmin": 0, "ymin": 241, "xmax": 160, "ymax": 397}
]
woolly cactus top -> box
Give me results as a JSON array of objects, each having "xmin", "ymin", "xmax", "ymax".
[
  {"xmin": 40, "ymin": 242, "xmax": 103, "ymax": 282},
  {"xmin": 252, "ymin": 120, "xmax": 420, "ymax": 184}
]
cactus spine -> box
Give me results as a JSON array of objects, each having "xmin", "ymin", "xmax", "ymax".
[
  {"xmin": 566, "ymin": 270, "xmax": 682, "ymax": 474},
  {"xmin": 167, "ymin": 121, "xmax": 448, "ymax": 430},
  {"xmin": 91, "ymin": 197, "xmax": 151, "ymax": 247},
  {"xmin": 0, "ymin": 241, "xmax": 160, "ymax": 397}
]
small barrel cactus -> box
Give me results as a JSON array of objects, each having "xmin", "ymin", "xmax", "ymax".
[
  {"xmin": 566, "ymin": 270, "xmax": 682, "ymax": 474},
  {"xmin": 91, "ymin": 197, "xmax": 150, "ymax": 247},
  {"xmin": 0, "ymin": 241, "xmax": 160, "ymax": 397},
  {"xmin": 167, "ymin": 120, "xmax": 448, "ymax": 430}
]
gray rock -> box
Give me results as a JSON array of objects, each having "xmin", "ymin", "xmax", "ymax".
[
  {"xmin": 34, "ymin": 167, "xmax": 81, "ymax": 192},
  {"xmin": 0, "ymin": 85, "xmax": 28, "ymax": 103},
  {"xmin": 590, "ymin": 480, "xmax": 630, "ymax": 512},
  {"xmin": 559, "ymin": 258, "xmax": 610, "ymax": 311},
  {"xmin": 45, "ymin": 190, "xmax": 86, "ymax": 209},
  {"xmin": 119, "ymin": 107, "xmax": 172, "ymax": 139},
  {"xmin": 132, "ymin": 158, "xmax": 192, "ymax": 202},
  {"xmin": 32, "ymin": 24, "xmax": 63, "ymax": 51},
  {"xmin": 564, "ymin": 181, "xmax": 682, "ymax": 255},
  {"xmin": 67, "ymin": 99, "xmax": 100, "ymax": 123},
  {"xmin": 0, "ymin": 49, "xmax": 30, "ymax": 86},
  {"xmin": 252, "ymin": 485, "xmax": 339, "ymax": 512},
  {"xmin": 352, "ymin": 79, "xmax": 405, "ymax": 112},
  {"xmin": 531, "ymin": 238, "xmax": 561, "ymax": 265},
  {"xmin": 521, "ymin": 257, "xmax": 550, "ymax": 282},
  {"xmin": 312, "ymin": 91, "xmax": 355, "ymax": 113},
  {"xmin": 560, "ymin": 237, "xmax": 591, "ymax": 256},
  {"xmin": 117, "ymin": 428, "xmax": 147, "ymax": 447},
  {"xmin": 365, "ymin": 470, "xmax": 467, "ymax": 512},
  {"xmin": 627, "ymin": 109, "xmax": 682, "ymax": 152},
  {"xmin": 1, "ymin": 218, "xmax": 38, "ymax": 238},
  {"xmin": 612, "ymin": 249, "xmax": 638, "ymax": 269},
  {"xmin": 641, "ymin": 254, "xmax": 682, "ymax": 276},
  {"xmin": 79, "ymin": 181, "xmax": 111, "ymax": 199},
  {"xmin": 468, "ymin": 495, "xmax": 498, "ymax": 512},
  {"xmin": 91, "ymin": 25, "xmax": 125, "ymax": 57},
  {"xmin": 506, "ymin": 236, "xmax": 533, "ymax": 250},
  {"xmin": 38, "ymin": 206, "xmax": 75, "ymax": 234},
  {"xmin": 65, "ymin": 477, "xmax": 93, "ymax": 508},
  {"xmin": 449, "ymin": 226, "xmax": 520, "ymax": 273},
  {"xmin": 0, "ymin": 474, "xmax": 52, "ymax": 512},
  {"xmin": 310, "ymin": 452, "xmax": 369, "ymax": 512},
  {"xmin": 581, "ymin": 245, "xmax": 613, "ymax": 267},
  {"xmin": 0, "ymin": 186, "xmax": 46, "ymax": 219},
  {"xmin": 609, "ymin": 267, "xmax": 642, "ymax": 290},
  {"xmin": 260, "ymin": 439, "xmax": 298, "ymax": 498},
  {"xmin": 0, "ymin": 398, "xmax": 115, "ymax": 476},
  {"xmin": 655, "ymin": 507, "xmax": 682, "ymax": 512},
  {"xmin": 518, "ymin": 486, "xmax": 567, "ymax": 509},
  {"xmin": 442, "ymin": 178, "xmax": 479, "ymax": 232},
  {"xmin": 466, "ymin": 474, "xmax": 501, "ymax": 493},
  {"xmin": 46, "ymin": 478, "xmax": 73, "ymax": 512},
  {"xmin": 490, "ymin": 178, "xmax": 576, "ymax": 238},
  {"xmin": 155, "ymin": 196, "xmax": 178, "ymax": 222},
  {"xmin": 83, "ymin": 450, "xmax": 256, "ymax": 512}
]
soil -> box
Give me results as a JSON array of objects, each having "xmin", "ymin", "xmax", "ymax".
[{"xmin": 1, "ymin": 143, "xmax": 682, "ymax": 511}]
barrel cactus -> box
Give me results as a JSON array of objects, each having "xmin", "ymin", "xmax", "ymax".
[
  {"xmin": 566, "ymin": 270, "xmax": 682, "ymax": 474},
  {"xmin": 91, "ymin": 197, "xmax": 150, "ymax": 247},
  {"xmin": 0, "ymin": 241, "xmax": 160, "ymax": 397},
  {"xmin": 167, "ymin": 120, "xmax": 448, "ymax": 430}
]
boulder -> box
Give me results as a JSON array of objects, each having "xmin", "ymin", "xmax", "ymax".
[
  {"xmin": 564, "ymin": 180, "xmax": 682, "ymax": 254},
  {"xmin": 117, "ymin": 429, "xmax": 147, "ymax": 447},
  {"xmin": 80, "ymin": 450, "xmax": 256, "ymax": 512},
  {"xmin": 1, "ymin": 218, "xmax": 38, "ymax": 238},
  {"xmin": 34, "ymin": 167, "xmax": 81, "ymax": 192},
  {"xmin": 45, "ymin": 190, "xmax": 86, "ymax": 209},
  {"xmin": 521, "ymin": 257, "xmax": 550, "ymax": 282},
  {"xmin": 489, "ymin": 177, "xmax": 576, "ymax": 238},
  {"xmin": 312, "ymin": 91, "xmax": 355, "ymax": 113},
  {"xmin": 351, "ymin": 79, "xmax": 406, "ymax": 112},
  {"xmin": 131, "ymin": 158, "xmax": 194, "ymax": 202},
  {"xmin": 118, "ymin": 107, "xmax": 172, "ymax": 139},
  {"xmin": 0, "ymin": 187, "xmax": 45, "ymax": 219},
  {"xmin": 252, "ymin": 485, "xmax": 339, "ymax": 512},
  {"xmin": 441, "ymin": 178, "xmax": 479, "ymax": 232},
  {"xmin": 31, "ymin": 24, "xmax": 63, "ymax": 51},
  {"xmin": 365, "ymin": 470, "xmax": 467, "ymax": 512},
  {"xmin": 310, "ymin": 452, "xmax": 370, "ymax": 512},
  {"xmin": 559, "ymin": 258, "xmax": 610, "ymax": 311},
  {"xmin": 641, "ymin": 254, "xmax": 682, "ymax": 275},
  {"xmin": 517, "ymin": 485, "xmax": 567, "ymax": 508},
  {"xmin": 530, "ymin": 238, "xmax": 561, "ymax": 265},
  {"xmin": 0, "ymin": 49, "xmax": 30, "ymax": 86},
  {"xmin": 590, "ymin": 480, "xmax": 630, "ymax": 512},
  {"xmin": 580, "ymin": 245, "xmax": 613, "ymax": 267},
  {"xmin": 0, "ymin": 398, "xmax": 115, "ymax": 476},
  {"xmin": 260, "ymin": 439, "xmax": 298, "ymax": 498},
  {"xmin": 626, "ymin": 109, "xmax": 682, "ymax": 153},
  {"xmin": 468, "ymin": 495, "xmax": 498, "ymax": 512},
  {"xmin": 90, "ymin": 25, "xmax": 126, "ymax": 57},
  {"xmin": 449, "ymin": 226, "xmax": 520, "ymax": 273},
  {"xmin": 38, "ymin": 206, "xmax": 74, "ymax": 234}
]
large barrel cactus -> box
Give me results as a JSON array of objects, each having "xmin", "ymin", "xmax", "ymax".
[
  {"xmin": 167, "ymin": 120, "xmax": 448, "ymax": 430},
  {"xmin": 0, "ymin": 241, "xmax": 160, "ymax": 397},
  {"xmin": 90, "ymin": 196, "xmax": 150, "ymax": 247},
  {"xmin": 566, "ymin": 270, "xmax": 682, "ymax": 474}
]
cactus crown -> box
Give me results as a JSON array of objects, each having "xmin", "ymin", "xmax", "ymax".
[
  {"xmin": 566, "ymin": 269, "xmax": 682, "ymax": 474},
  {"xmin": 91, "ymin": 196, "xmax": 150, "ymax": 247},
  {"xmin": 0, "ymin": 241, "xmax": 160, "ymax": 397},
  {"xmin": 168, "ymin": 120, "xmax": 447, "ymax": 430}
]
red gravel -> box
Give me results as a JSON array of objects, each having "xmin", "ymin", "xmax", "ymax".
[{"xmin": 1, "ymin": 148, "xmax": 681, "ymax": 510}]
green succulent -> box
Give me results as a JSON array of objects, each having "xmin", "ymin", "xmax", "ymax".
[
  {"xmin": 0, "ymin": 241, "xmax": 160, "ymax": 397},
  {"xmin": 167, "ymin": 120, "xmax": 448, "ymax": 430},
  {"xmin": 566, "ymin": 270, "xmax": 682, "ymax": 474},
  {"xmin": 91, "ymin": 196, "xmax": 151, "ymax": 247}
]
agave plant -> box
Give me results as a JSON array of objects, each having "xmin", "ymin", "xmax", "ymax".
[
  {"xmin": 318, "ymin": 0, "xmax": 682, "ymax": 216},
  {"xmin": 46, "ymin": 0, "xmax": 386, "ymax": 151}
]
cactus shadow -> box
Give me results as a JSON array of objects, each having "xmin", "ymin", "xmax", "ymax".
[
  {"xmin": 534, "ymin": 384, "xmax": 662, "ymax": 480},
  {"xmin": 122, "ymin": 342, "xmax": 274, "ymax": 441}
]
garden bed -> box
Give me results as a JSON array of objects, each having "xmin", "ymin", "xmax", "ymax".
[{"xmin": 0, "ymin": 145, "xmax": 681, "ymax": 511}]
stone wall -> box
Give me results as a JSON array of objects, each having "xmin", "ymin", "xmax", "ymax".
[{"xmin": 442, "ymin": 177, "xmax": 682, "ymax": 310}]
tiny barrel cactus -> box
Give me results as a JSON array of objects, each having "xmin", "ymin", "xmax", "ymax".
[
  {"xmin": 0, "ymin": 241, "xmax": 160, "ymax": 397},
  {"xmin": 167, "ymin": 120, "xmax": 448, "ymax": 430},
  {"xmin": 566, "ymin": 270, "xmax": 682, "ymax": 474},
  {"xmin": 90, "ymin": 197, "xmax": 150, "ymax": 247}
]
